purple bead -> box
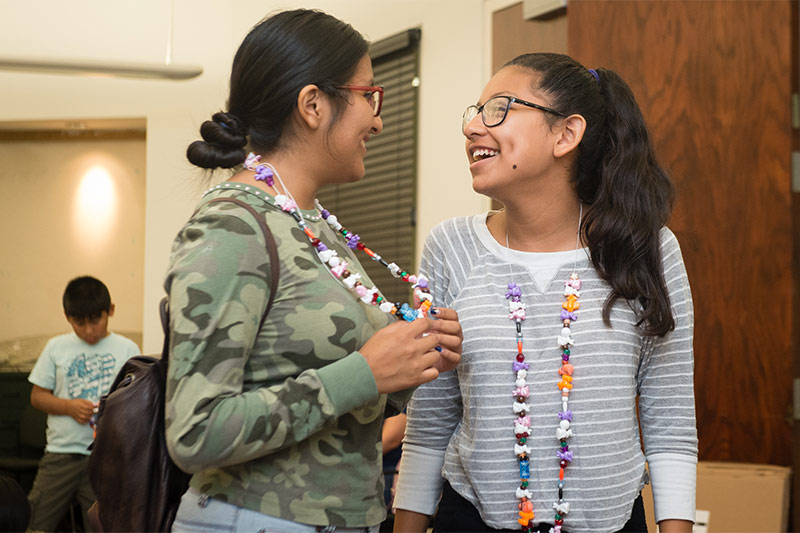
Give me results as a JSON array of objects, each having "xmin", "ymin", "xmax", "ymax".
[
  {"xmin": 513, "ymin": 361, "xmax": 530, "ymax": 372},
  {"xmin": 317, "ymin": 243, "xmax": 328, "ymax": 251},
  {"xmin": 346, "ymin": 234, "xmax": 360, "ymax": 249},
  {"xmin": 560, "ymin": 309, "xmax": 578, "ymax": 321},
  {"xmin": 558, "ymin": 410, "xmax": 573, "ymax": 421},
  {"xmin": 417, "ymin": 278, "xmax": 428, "ymax": 289},
  {"xmin": 254, "ymin": 165, "xmax": 275, "ymax": 187},
  {"xmin": 321, "ymin": 209, "xmax": 330, "ymax": 219},
  {"xmin": 562, "ymin": 353, "xmax": 570, "ymax": 362},
  {"xmin": 557, "ymin": 449, "xmax": 574, "ymax": 462},
  {"xmin": 505, "ymin": 282, "xmax": 522, "ymax": 300}
]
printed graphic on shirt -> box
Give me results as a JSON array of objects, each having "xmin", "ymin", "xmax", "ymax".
[{"xmin": 66, "ymin": 352, "xmax": 117, "ymax": 400}]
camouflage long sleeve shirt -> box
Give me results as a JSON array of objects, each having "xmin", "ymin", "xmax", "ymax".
[{"xmin": 164, "ymin": 183, "xmax": 409, "ymax": 527}]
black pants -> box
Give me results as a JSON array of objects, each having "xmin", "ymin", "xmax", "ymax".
[{"xmin": 431, "ymin": 481, "xmax": 648, "ymax": 533}]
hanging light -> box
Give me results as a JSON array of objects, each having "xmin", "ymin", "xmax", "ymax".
[{"xmin": 0, "ymin": 57, "xmax": 202, "ymax": 80}]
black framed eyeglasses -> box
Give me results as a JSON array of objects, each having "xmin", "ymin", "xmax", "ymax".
[
  {"xmin": 336, "ymin": 85, "xmax": 385, "ymax": 116},
  {"xmin": 462, "ymin": 95, "xmax": 564, "ymax": 133}
]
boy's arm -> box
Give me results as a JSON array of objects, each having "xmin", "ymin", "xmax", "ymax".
[{"xmin": 30, "ymin": 385, "xmax": 94, "ymax": 424}]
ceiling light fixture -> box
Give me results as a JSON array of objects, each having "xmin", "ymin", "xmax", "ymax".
[
  {"xmin": 0, "ymin": 0, "xmax": 202, "ymax": 80},
  {"xmin": 0, "ymin": 57, "xmax": 202, "ymax": 80}
]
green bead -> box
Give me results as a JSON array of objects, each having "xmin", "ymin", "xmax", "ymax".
[
  {"xmin": 560, "ymin": 441, "xmax": 567, "ymax": 448},
  {"xmin": 555, "ymin": 513, "xmax": 562, "ymax": 520},
  {"xmin": 563, "ymin": 349, "xmax": 570, "ymax": 355},
  {"xmin": 520, "ymin": 438, "xmax": 527, "ymax": 444},
  {"xmin": 376, "ymin": 296, "xmax": 383, "ymax": 303},
  {"xmin": 521, "ymin": 481, "xmax": 528, "ymax": 488}
]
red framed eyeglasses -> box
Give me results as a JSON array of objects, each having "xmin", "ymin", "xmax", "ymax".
[{"xmin": 336, "ymin": 85, "xmax": 384, "ymax": 116}]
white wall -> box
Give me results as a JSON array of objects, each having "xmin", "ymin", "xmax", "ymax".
[
  {"xmin": 0, "ymin": 139, "xmax": 145, "ymax": 341},
  {"xmin": 0, "ymin": 0, "xmax": 491, "ymax": 352}
]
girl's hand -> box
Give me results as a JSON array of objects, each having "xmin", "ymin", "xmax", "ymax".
[
  {"xmin": 360, "ymin": 318, "xmax": 443, "ymax": 394},
  {"xmin": 428, "ymin": 307, "xmax": 462, "ymax": 373}
]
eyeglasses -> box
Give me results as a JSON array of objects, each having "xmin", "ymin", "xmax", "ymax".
[
  {"xmin": 336, "ymin": 85, "xmax": 384, "ymax": 117},
  {"xmin": 462, "ymin": 95, "xmax": 564, "ymax": 133}
]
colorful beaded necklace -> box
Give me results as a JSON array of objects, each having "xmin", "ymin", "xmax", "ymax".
[
  {"xmin": 244, "ymin": 152, "xmax": 432, "ymax": 322},
  {"xmin": 509, "ymin": 206, "xmax": 582, "ymax": 533}
]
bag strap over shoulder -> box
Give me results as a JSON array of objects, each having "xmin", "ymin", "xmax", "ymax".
[
  {"xmin": 160, "ymin": 297, "xmax": 170, "ymax": 358},
  {"xmin": 159, "ymin": 196, "xmax": 281, "ymax": 360},
  {"xmin": 203, "ymin": 196, "xmax": 280, "ymax": 327}
]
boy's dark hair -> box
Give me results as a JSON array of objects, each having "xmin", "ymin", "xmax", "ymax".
[
  {"xmin": 0, "ymin": 474, "xmax": 30, "ymax": 532},
  {"xmin": 63, "ymin": 276, "xmax": 112, "ymax": 320}
]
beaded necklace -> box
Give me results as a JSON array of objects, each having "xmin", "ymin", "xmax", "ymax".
[
  {"xmin": 243, "ymin": 152, "xmax": 432, "ymax": 322},
  {"xmin": 509, "ymin": 206, "xmax": 582, "ymax": 533}
]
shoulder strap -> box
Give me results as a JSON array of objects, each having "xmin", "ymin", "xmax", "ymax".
[
  {"xmin": 203, "ymin": 196, "xmax": 280, "ymax": 329},
  {"xmin": 159, "ymin": 196, "xmax": 281, "ymax": 357}
]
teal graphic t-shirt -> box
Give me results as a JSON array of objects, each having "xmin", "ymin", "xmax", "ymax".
[{"xmin": 28, "ymin": 332, "xmax": 140, "ymax": 455}]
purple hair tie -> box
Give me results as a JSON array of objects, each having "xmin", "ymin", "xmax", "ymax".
[{"xmin": 588, "ymin": 68, "xmax": 600, "ymax": 83}]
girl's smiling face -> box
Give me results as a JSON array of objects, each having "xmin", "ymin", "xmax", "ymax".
[
  {"xmin": 463, "ymin": 66, "xmax": 563, "ymax": 199},
  {"xmin": 323, "ymin": 54, "xmax": 383, "ymax": 183}
]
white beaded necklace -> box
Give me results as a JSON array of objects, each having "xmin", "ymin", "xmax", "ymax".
[
  {"xmin": 508, "ymin": 205, "xmax": 582, "ymax": 533},
  {"xmin": 243, "ymin": 152, "xmax": 433, "ymax": 321}
]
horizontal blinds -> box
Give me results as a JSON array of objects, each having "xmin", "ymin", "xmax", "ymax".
[{"xmin": 316, "ymin": 30, "xmax": 420, "ymax": 305}]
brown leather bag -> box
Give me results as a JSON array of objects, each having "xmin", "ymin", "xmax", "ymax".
[{"xmin": 87, "ymin": 197, "xmax": 279, "ymax": 532}]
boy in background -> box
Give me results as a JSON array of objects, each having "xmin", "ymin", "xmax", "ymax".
[{"xmin": 27, "ymin": 276, "xmax": 140, "ymax": 531}]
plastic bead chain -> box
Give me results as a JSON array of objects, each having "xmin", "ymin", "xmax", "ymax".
[
  {"xmin": 246, "ymin": 152, "xmax": 276, "ymax": 187},
  {"xmin": 244, "ymin": 152, "xmax": 433, "ymax": 321},
  {"xmin": 507, "ymin": 280, "xmax": 535, "ymax": 530},
  {"xmin": 509, "ymin": 205, "xmax": 582, "ymax": 533},
  {"xmin": 313, "ymin": 200, "xmax": 434, "ymax": 321},
  {"xmin": 244, "ymin": 153, "xmax": 321, "ymax": 221},
  {"xmin": 509, "ymin": 273, "xmax": 580, "ymax": 533}
]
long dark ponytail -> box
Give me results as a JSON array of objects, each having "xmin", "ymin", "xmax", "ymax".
[
  {"xmin": 505, "ymin": 53, "xmax": 675, "ymax": 336},
  {"xmin": 187, "ymin": 9, "xmax": 369, "ymax": 169}
]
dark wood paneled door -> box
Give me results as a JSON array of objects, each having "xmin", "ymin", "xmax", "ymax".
[
  {"xmin": 568, "ymin": 0, "xmax": 793, "ymax": 465},
  {"xmin": 569, "ymin": 0, "xmax": 794, "ymax": 526}
]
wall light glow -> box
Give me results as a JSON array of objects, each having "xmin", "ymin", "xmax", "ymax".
[{"xmin": 73, "ymin": 165, "xmax": 118, "ymax": 249}]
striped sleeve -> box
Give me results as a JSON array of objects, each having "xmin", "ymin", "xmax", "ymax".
[
  {"xmin": 394, "ymin": 220, "xmax": 466, "ymax": 514},
  {"xmin": 639, "ymin": 228, "xmax": 698, "ymax": 522}
]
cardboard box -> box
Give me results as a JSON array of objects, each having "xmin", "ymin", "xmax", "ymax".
[{"xmin": 642, "ymin": 461, "xmax": 791, "ymax": 532}]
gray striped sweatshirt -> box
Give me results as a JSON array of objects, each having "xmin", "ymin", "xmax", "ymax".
[{"xmin": 395, "ymin": 214, "xmax": 697, "ymax": 532}]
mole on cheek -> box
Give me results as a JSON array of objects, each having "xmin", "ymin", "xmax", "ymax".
[{"xmin": 513, "ymin": 164, "xmax": 517, "ymax": 170}]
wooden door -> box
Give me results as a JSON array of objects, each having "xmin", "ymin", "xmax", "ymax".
[{"xmin": 568, "ymin": 0, "xmax": 793, "ymax": 467}]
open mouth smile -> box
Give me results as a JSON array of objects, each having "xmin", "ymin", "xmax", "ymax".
[{"xmin": 471, "ymin": 148, "xmax": 499, "ymax": 163}]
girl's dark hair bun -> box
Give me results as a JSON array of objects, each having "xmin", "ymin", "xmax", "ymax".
[{"xmin": 186, "ymin": 111, "xmax": 248, "ymax": 169}]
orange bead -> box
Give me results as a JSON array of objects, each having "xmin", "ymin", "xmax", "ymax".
[
  {"xmin": 562, "ymin": 296, "xmax": 580, "ymax": 312},
  {"xmin": 304, "ymin": 227, "xmax": 315, "ymax": 239},
  {"xmin": 559, "ymin": 468, "xmax": 565, "ymax": 480}
]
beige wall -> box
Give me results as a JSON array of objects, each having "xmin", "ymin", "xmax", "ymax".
[
  {"xmin": 0, "ymin": 0, "xmax": 492, "ymax": 352},
  {"xmin": 0, "ymin": 139, "xmax": 146, "ymax": 341}
]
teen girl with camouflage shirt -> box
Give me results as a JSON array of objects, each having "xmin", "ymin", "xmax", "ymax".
[{"xmin": 163, "ymin": 10, "xmax": 462, "ymax": 533}]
